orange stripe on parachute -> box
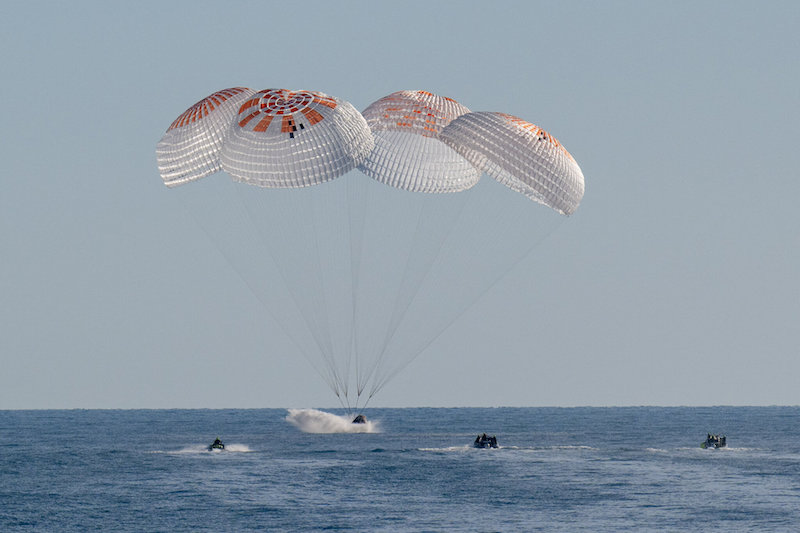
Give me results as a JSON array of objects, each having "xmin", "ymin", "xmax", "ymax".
[
  {"xmin": 239, "ymin": 111, "xmax": 259, "ymax": 128},
  {"xmin": 301, "ymin": 107, "xmax": 323, "ymax": 125},
  {"xmin": 312, "ymin": 96, "xmax": 337, "ymax": 109},
  {"xmin": 253, "ymin": 114, "xmax": 273, "ymax": 132},
  {"xmin": 503, "ymin": 114, "xmax": 574, "ymax": 161},
  {"xmin": 239, "ymin": 98, "xmax": 259, "ymax": 113},
  {"xmin": 166, "ymin": 88, "xmax": 251, "ymax": 131}
]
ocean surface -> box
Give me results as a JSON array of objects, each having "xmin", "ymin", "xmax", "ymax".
[{"xmin": 1, "ymin": 406, "xmax": 798, "ymax": 532}]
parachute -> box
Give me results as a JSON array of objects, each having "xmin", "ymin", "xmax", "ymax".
[
  {"xmin": 157, "ymin": 87, "xmax": 255, "ymax": 186},
  {"xmin": 157, "ymin": 88, "xmax": 585, "ymax": 413},
  {"xmin": 220, "ymin": 89, "xmax": 374, "ymax": 188},
  {"xmin": 439, "ymin": 112, "xmax": 585, "ymax": 215},
  {"xmin": 359, "ymin": 90, "xmax": 479, "ymax": 193}
]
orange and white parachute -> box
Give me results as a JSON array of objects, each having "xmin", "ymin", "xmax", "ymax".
[
  {"xmin": 358, "ymin": 90, "xmax": 480, "ymax": 193},
  {"xmin": 156, "ymin": 87, "xmax": 255, "ymax": 187},
  {"xmin": 157, "ymin": 88, "xmax": 373, "ymax": 189},
  {"xmin": 221, "ymin": 89, "xmax": 374, "ymax": 188},
  {"xmin": 439, "ymin": 112, "xmax": 585, "ymax": 215},
  {"xmin": 156, "ymin": 87, "xmax": 585, "ymax": 215}
]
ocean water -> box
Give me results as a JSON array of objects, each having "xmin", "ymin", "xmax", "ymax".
[{"xmin": 1, "ymin": 406, "xmax": 798, "ymax": 532}]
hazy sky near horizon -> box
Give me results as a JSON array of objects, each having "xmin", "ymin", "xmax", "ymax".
[{"xmin": 1, "ymin": 1, "xmax": 798, "ymax": 409}]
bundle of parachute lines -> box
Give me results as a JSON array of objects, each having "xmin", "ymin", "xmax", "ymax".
[{"xmin": 156, "ymin": 88, "xmax": 585, "ymax": 216}]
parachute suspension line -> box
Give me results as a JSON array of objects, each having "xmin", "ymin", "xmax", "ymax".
[
  {"xmin": 342, "ymin": 177, "xmax": 361, "ymax": 402},
  {"xmin": 299, "ymin": 185, "xmax": 353, "ymax": 405},
  {"xmin": 180, "ymin": 198, "xmax": 312, "ymax": 368},
  {"xmin": 369, "ymin": 195, "xmax": 428, "ymax": 386},
  {"xmin": 367, "ymin": 200, "xmax": 567, "ymax": 400},
  {"xmin": 233, "ymin": 183, "xmax": 345, "ymax": 401},
  {"xmin": 346, "ymin": 177, "xmax": 368, "ymax": 412},
  {"xmin": 354, "ymin": 193, "xmax": 427, "ymax": 398},
  {"xmin": 292, "ymin": 188, "xmax": 339, "ymax": 391},
  {"xmin": 339, "ymin": 383, "xmax": 353, "ymax": 416},
  {"xmin": 355, "ymin": 389, "xmax": 375, "ymax": 414},
  {"xmin": 308, "ymin": 186, "xmax": 338, "ymax": 373},
  {"xmin": 176, "ymin": 183, "xmax": 347, "ymax": 400},
  {"xmin": 347, "ymin": 176, "xmax": 369, "ymax": 401},
  {"xmin": 330, "ymin": 381, "xmax": 353, "ymax": 416},
  {"xmin": 333, "ymin": 179, "xmax": 360, "ymax": 408},
  {"xmin": 367, "ymin": 190, "xmax": 470, "ymax": 390},
  {"xmin": 278, "ymin": 192, "xmax": 341, "ymax": 392}
]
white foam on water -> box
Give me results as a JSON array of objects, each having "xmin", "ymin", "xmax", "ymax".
[
  {"xmin": 418, "ymin": 445, "xmax": 473, "ymax": 452},
  {"xmin": 285, "ymin": 408, "xmax": 379, "ymax": 433},
  {"xmin": 152, "ymin": 443, "xmax": 253, "ymax": 455},
  {"xmin": 645, "ymin": 447, "xmax": 669, "ymax": 454},
  {"xmin": 222, "ymin": 443, "xmax": 252, "ymax": 452}
]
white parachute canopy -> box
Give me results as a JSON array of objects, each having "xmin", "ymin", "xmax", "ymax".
[
  {"xmin": 221, "ymin": 89, "xmax": 374, "ymax": 188},
  {"xmin": 156, "ymin": 87, "xmax": 255, "ymax": 187},
  {"xmin": 359, "ymin": 90, "xmax": 479, "ymax": 193},
  {"xmin": 439, "ymin": 112, "xmax": 585, "ymax": 215},
  {"xmin": 156, "ymin": 87, "xmax": 585, "ymax": 413}
]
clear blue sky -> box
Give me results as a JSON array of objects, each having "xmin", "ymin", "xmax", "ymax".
[{"xmin": 1, "ymin": 1, "xmax": 798, "ymax": 409}]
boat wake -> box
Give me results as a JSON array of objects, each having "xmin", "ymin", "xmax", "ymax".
[
  {"xmin": 285, "ymin": 408, "xmax": 379, "ymax": 434},
  {"xmin": 419, "ymin": 445, "xmax": 475, "ymax": 452},
  {"xmin": 152, "ymin": 444, "xmax": 253, "ymax": 454}
]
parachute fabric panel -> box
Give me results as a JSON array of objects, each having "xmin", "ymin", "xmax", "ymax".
[
  {"xmin": 362, "ymin": 91, "xmax": 471, "ymax": 137},
  {"xmin": 359, "ymin": 90, "xmax": 480, "ymax": 193},
  {"xmin": 439, "ymin": 112, "xmax": 585, "ymax": 215},
  {"xmin": 156, "ymin": 88, "xmax": 255, "ymax": 187},
  {"xmin": 220, "ymin": 89, "xmax": 374, "ymax": 188}
]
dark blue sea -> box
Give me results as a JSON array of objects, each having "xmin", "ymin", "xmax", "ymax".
[{"xmin": 1, "ymin": 407, "xmax": 798, "ymax": 532}]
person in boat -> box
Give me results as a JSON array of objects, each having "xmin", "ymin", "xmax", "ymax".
[
  {"xmin": 209, "ymin": 437, "xmax": 224, "ymax": 450},
  {"xmin": 702, "ymin": 433, "xmax": 727, "ymax": 449},
  {"xmin": 474, "ymin": 433, "xmax": 498, "ymax": 448}
]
